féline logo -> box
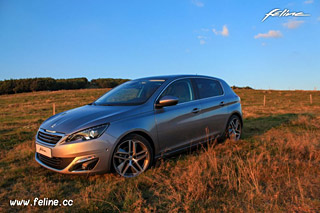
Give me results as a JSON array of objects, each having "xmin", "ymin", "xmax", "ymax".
[
  {"xmin": 262, "ymin": 9, "xmax": 310, "ymax": 22},
  {"xmin": 39, "ymin": 147, "xmax": 47, "ymax": 153}
]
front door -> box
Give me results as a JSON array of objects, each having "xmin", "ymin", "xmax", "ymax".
[{"xmin": 155, "ymin": 79, "xmax": 204, "ymax": 154}]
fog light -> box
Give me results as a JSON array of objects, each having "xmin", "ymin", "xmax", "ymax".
[
  {"xmin": 70, "ymin": 156, "xmax": 99, "ymax": 172},
  {"xmin": 75, "ymin": 155, "xmax": 96, "ymax": 164},
  {"xmin": 81, "ymin": 159, "xmax": 99, "ymax": 170}
]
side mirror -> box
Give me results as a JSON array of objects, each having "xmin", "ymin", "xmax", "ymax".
[{"xmin": 156, "ymin": 96, "xmax": 179, "ymax": 108}]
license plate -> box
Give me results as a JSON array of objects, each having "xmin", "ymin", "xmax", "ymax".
[{"xmin": 36, "ymin": 144, "xmax": 52, "ymax": 158}]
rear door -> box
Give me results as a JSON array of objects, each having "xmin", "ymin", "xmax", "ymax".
[
  {"xmin": 155, "ymin": 79, "xmax": 204, "ymax": 154},
  {"xmin": 193, "ymin": 78, "xmax": 229, "ymax": 139}
]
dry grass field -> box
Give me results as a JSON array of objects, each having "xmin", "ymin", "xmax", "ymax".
[{"xmin": 0, "ymin": 88, "xmax": 319, "ymax": 212}]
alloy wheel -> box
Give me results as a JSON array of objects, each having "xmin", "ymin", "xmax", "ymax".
[
  {"xmin": 228, "ymin": 117, "xmax": 241, "ymax": 141},
  {"xmin": 113, "ymin": 139, "xmax": 150, "ymax": 177}
]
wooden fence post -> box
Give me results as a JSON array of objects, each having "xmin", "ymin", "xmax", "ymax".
[
  {"xmin": 263, "ymin": 95, "xmax": 266, "ymax": 106},
  {"xmin": 310, "ymin": 94, "xmax": 312, "ymax": 104},
  {"xmin": 53, "ymin": 103, "xmax": 56, "ymax": 115}
]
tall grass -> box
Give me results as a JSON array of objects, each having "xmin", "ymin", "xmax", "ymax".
[{"xmin": 0, "ymin": 89, "xmax": 319, "ymax": 212}]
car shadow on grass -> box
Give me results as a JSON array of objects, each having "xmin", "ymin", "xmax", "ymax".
[
  {"xmin": 242, "ymin": 113, "xmax": 299, "ymax": 139},
  {"xmin": 155, "ymin": 113, "xmax": 301, "ymax": 165}
]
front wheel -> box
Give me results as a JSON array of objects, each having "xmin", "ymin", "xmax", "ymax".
[
  {"xmin": 224, "ymin": 115, "xmax": 242, "ymax": 141},
  {"xmin": 112, "ymin": 134, "xmax": 153, "ymax": 178}
]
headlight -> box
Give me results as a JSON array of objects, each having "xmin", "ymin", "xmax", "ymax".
[{"xmin": 66, "ymin": 124, "xmax": 109, "ymax": 142}]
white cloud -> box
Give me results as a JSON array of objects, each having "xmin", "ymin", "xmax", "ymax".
[
  {"xmin": 212, "ymin": 25, "xmax": 229, "ymax": 37},
  {"xmin": 261, "ymin": 42, "xmax": 267, "ymax": 46},
  {"xmin": 304, "ymin": 0, "xmax": 313, "ymax": 4},
  {"xmin": 192, "ymin": 0, "xmax": 204, "ymax": 7},
  {"xmin": 199, "ymin": 39, "xmax": 206, "ymax": 45},
  {"xmin": 197, "ymin": 35, "xmax": 206, "ymax": 39},
  {"xmin": 254, "ymin": 30, "xmax": 282, "ymax": 39},
  {"xmin": 221, "ymin": 25, "xmax": 229, "ymax": 36},
  {"xmin": 201, "ymin": 28, "xmax": 210, "ymax": 32},
  {"xmin": 283, "ymin": 20, "xmax": 304, "ymax": 29},
  {"xmin": 197, "ymin": 35, "xmax": 207, "ymax": 45},
  {"xmin": 318, "ymin": 16, "xmax": 320, "ymax": 21}
]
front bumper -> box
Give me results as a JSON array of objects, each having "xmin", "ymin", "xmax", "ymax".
[
  {"xmin": 35, "ymin": 150, "xmax": 109, "ymax": 174},
  {"xmin": 35, "ymin": 133, "xmax": 116, "ymax": 174}
]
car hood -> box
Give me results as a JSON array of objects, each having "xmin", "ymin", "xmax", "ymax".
[{"xmin": 40, "ymin": 104, "xmax": 143, "ymax": 134}]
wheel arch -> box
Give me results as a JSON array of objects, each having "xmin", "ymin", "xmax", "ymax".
[
  {"xmin": 229, "ymin": 111, "xmax": 243, "ymax": 128},
  {"xmin": 218, "ymin": 111, "xmax": 243, "ymax": 142},
  {"xmin": 112, "ymin": 130, "xmax": 156, "ymax": 159},
  {"xmin": 127, "ymin": 131, "xmax": 156, "ymax": 156}
]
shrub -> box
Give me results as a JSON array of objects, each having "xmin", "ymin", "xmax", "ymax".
[{"xmin": 0, "ymin": 77, "xmax": 130, "ymax": 95}]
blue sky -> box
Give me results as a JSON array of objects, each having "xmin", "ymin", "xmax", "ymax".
[{"xmin": 0, "ymin": 0, "xmax": 319, "ymax": 90}]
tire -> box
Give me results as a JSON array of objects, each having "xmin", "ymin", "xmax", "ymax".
[
  {"xmin": 112, "ymin": 134, "xmax": 153, "ymax": 178},
  {"xmin": 221, "ymin": 115, "xmax": 242, "ymax": 141}
]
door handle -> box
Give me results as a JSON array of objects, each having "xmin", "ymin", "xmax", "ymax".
[
  {"xmin": 219, "ymin": 101, "xmax": 225, "ymax": 106},
  {"xmin": 192, "ymin": 108, "xmax": 201, "ymax": 113}
]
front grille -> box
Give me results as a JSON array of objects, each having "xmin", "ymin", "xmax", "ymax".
[
  {"xmin": 37, "ymin": 153, "xmax": 74, "ymax": 170},
  {"xmin": 37, "ymin": 131, "xmax": 62, "ymax": 145}
]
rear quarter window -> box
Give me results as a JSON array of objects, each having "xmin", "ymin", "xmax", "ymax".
[{"xmin": 194, "ymin": 78, "xmax": 224, "ymax": 99}]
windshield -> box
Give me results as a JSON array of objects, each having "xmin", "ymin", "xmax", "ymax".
[{"xmin": 94, "ymin": 79, "xmax": 166, "ymax": 106}]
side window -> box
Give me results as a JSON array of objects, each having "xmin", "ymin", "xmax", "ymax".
[
  {"xmin": 195, "ymin": 78, "xmax": 223, "ymax": 99},
  {"xmin": 160, "ymin": 79, "xmax": 194, "ymax": 104}
]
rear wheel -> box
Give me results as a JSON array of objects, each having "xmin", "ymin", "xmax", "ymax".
[
  {"xmin": 223, "ymin": 115, "xmax": 242, "ymax": 141},
  {"xmin": 112, "ymin": 134, "xmax": 153, "ymax": 178}
]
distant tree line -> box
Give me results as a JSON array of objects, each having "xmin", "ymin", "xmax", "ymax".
[
  {"xmin": 0, "ymin": 77, "xmax": 130, "ymax": 95},
  {"xmin": 231, "ymin": 86, "xmax": 253, "ymax": 90}
]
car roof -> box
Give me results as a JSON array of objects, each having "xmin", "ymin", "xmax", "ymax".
[{"xmin": 136, "ymin": 74, "xmax": 221, "ymax": 81}]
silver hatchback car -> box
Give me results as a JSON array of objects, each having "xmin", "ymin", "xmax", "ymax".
[{"xmin": 35, "ymin": 75, "xmax": 242, "ymax": 177}]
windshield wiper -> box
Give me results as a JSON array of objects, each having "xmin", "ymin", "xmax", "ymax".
[{"xmin": 98, "ymin": 103, "xmax": 114, "ymax": 106}]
